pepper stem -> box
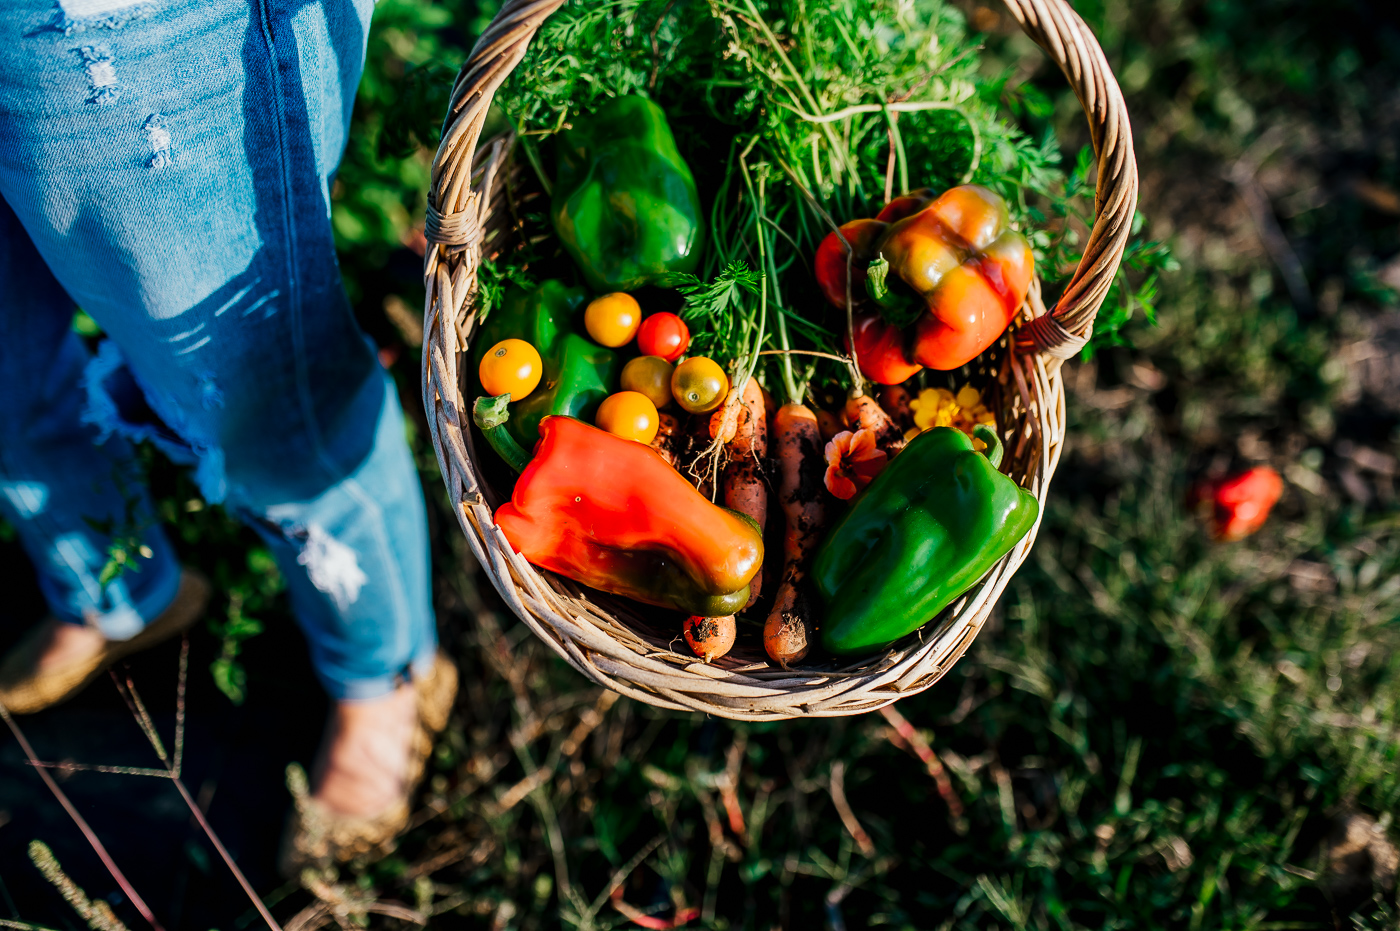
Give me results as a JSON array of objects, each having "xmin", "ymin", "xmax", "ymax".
[
  {"xmin": 973, "ymin": 423, "xmax": 1004, "ymax": 470},
  {"xmin": 865, "ymin": 253, "xmax": 920, "ymax": 325},
  {"xmin": 473, "ymin": 395, "xmax": 532, "ymax": 473},
  {"xmin": 865, "ymin": 253, "xmax": 892, "ymax": 303}
]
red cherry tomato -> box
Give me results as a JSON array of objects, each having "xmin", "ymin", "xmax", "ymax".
[{"xmin": 637, "ymin": 313, "xmax": 690, "ymax": 362}]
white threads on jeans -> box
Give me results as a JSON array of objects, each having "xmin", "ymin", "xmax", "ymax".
[
  {"xmin": 47, "ymin": 0, "xmax": 155, "ymax": 35},
  {"xmin": 297, "ymin": 525, "xmax": 368, "ymax": 611},
  {"xmin": 143, "ymin": 113, "xmax": 171, "ymax": 169},
  {"xmin": 78, "ymin": 45, "xmax": 119, "ymax": 104}
]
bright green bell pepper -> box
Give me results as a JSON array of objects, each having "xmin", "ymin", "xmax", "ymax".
[
  {"xmin": 813, "ymin": 424, "xmax": 1039, "ymax": 655},
  {"xmin": 551, "ymin": 95, "xmax": 703, "ymax": 292},
  {"xmin": 473, "ymin": 281, "xmax": 618, "ymax": 450}
]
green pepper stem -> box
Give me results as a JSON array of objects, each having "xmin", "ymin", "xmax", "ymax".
[
  {"xmin": 866, "ymin": 253, "xmax": 891, "ymax": 303},
  {"xmin": 865, "ymin": 253, "xmax": 921, "ymax": 326},
  {"xmin": 974, "ymin": 423, "xmax": 1004, "ymax": 470},
  {"xmin": 473, "ymin": 394, "xmax": 532, "ymax": 473}
]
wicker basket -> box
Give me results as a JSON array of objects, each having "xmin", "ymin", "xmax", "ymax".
[{"xmin": 421, "ymin": 0, "xmax": 1138, "ymax": 720}]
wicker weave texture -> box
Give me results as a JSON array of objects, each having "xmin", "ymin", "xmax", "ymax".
[{"xmin": 421, "ymin": 0, "xmax": 1138, "ymax": 720}]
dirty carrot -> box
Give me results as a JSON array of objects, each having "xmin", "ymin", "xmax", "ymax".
[
  {"xmin": 845, "ymin": 391, "xmax": 905, "ymax": 455},
  {"xmin": 722, "ymin": 378, "xmax": 768, "ymax": 607},
  {"xmin": 684, "ymin": 614, "xmax": 736, "ymax": 663},
  {"xmin": 709, "ymin": 384, "xmax": 744, "ymax": 444},
  {"xmin": 878, "ymin": 385, "xmax": 915, "ymax": 433},
  {"xmin": 816, "ymin": 409, "xmax": 844, "ymax": 441},
  {"xmin": 650, "ymin": 411, "xmax": 682, "ymax": 468},
  {"xmin": 764, "ymin": 403, "xmax": 826, "ymax": 666},
  {"xmin": 680, "ymin": 415, "xmax": 718, "ymax": 501}
]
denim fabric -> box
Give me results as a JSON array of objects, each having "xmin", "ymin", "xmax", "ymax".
[{"xmin": 0, "ymin": 0, "xmax": 437, "ymax": 700}]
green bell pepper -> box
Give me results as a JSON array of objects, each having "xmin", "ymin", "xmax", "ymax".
[
  {"xmin": 551, "ymin": 95, "xmax": 703, "ymax": 292},
  {"xmin": 812, "ymin": 424, "xmax": 1038, "ymax": 655},
  {"xmin": 473, "ymin": 281, "xmax": 618, "ymax": 450}
]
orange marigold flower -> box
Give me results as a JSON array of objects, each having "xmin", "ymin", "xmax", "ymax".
[{"xmin": 824, "ymin": 429, "xmax": 888, "ymax": 500}]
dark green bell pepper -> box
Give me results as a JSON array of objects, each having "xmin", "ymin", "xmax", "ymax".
[
  {"xmin": 812, "ymin": 424, "xmax": 1038, "ymax": 655},
  {"xmin": 473, "ymin": 281, "xmax": 618, "ymax": 450},
  {"xmin": 551, "ymin": 95, "xmax": 703, "ymax": 292}
]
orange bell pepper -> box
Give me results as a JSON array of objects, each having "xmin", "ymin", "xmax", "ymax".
[{"xmin": 865, "ymin": 185, "xmax": 1034, "ymax": 370}]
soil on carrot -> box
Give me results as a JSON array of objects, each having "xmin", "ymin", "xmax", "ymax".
[{"xmin": 3, "ymin": 0, "xmax": 1400, "ymax": 928}]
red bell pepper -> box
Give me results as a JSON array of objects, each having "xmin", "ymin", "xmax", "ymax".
[
  {"xmin": 814, "ymin": 218, "xmax": 887, "ymax": 310},
  {"xmin": 845, "ymin": 312, "xmax": 922, "ymax": 385},
  {"xmin": 1191, "ymin": 466, "xmax": 1284, "ymax": 541},
  {"xmin": 874, "ymin": 187, "xmax": 935, "ymax": 223},
  {"xmin": 492, "ymin": 415, "xmax": 764, "ymax": 616}
]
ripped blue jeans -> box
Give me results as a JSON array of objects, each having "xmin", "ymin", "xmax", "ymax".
[{"xmin": 0, "ymin": 0, "xmax": 436, "ymax": 700}]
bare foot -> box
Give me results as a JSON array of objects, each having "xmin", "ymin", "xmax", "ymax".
[
  {"xmin": 27, "ymin": 619, "xmax": 108, "ymax": 674},
  {"xmin": 310, "ymin": 684, "xmax": 419, "ymax": 818}
]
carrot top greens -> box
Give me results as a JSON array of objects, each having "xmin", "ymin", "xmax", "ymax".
[{"xmin": 492, "ymin": 0, "xmax": 1169, "ymax": 401}]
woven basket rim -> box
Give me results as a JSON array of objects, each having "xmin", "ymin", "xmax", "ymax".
[{"xmin": 420, "ymin": 0, "xmax": 1139, "ymax": 720}]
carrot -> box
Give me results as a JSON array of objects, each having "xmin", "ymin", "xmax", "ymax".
[
  {"xmin": 680, "ymin": 415, "xmax": 717, "ymax": 499},
  {"xmin": 684, "ymin": 614, "xmax": 736, "ymax": 663},
  {"xmin": 764, "ymin": 403, "xmax": 826, "ymax": 666},
  {"xmin": 728, "ymin": 378, "xmax": 767, "ymax": 458},
  {"xmin": 878, "ymin": 385, "xmax": 915, "ymax": 433},
  {"xmin": 845, "ymin": 392, "xmax": 905, "ymax": 456},
  {"xmin": 650, "ymin": 411, "xmax": 682, "ymax": 468},
  {"xmin": 709, "ymin": 384, "xmax": 744, "ymax": 444},
  {"xmin": 721, "ymin": 378, "xmax": 768, "ymax": 607},
  {"xmin": 816, "ymin": 409, "xmax": 844, "ymax": 441}
]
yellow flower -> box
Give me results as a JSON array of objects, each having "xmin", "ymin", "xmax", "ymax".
[{"xmin": 907, "ymin": 385, "xmax": 996, "ymax": 448}]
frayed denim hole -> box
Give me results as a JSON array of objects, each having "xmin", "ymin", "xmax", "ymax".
[
  {"xmin": 259, "ymin": 516, "xmax": 369, "ymax": 612},
  {"xmin": 143, "ymin": 114, "xmax": 172, "ymax": 169},
  {"xmin": 42, "ymin": 0, "xmax": 158, "ymax": 36},
  {"xmin": 77, "ymin": 45, "xmax": 119, "ymax": 104}
]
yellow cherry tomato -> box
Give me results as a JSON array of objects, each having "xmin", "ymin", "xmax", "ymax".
[
  {"xmin": 595, "ymin": 391, "xmax": 660, "ymax": 444},
  {"xmin": 584, "ymin": 292, "xmax": 642, "ymax": 348},
  {"xmin": 671, "ymin": 357, "xmax": 729, "ymax": 414},
  {"xmin": 478, "ymin": 338, "xmax": 542, "ymax": 400},
  {"xmin": 620, "ymin": 355, "xmax": 674, "ymax": 410}
]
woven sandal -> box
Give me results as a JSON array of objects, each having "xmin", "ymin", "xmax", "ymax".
[
  {"xmin": 279, "ymin": 650, "xmax": 459, "ymax": 875},
  {"xmin": 0, "ymin": 569, "xmax": 211, "ymax": 715}
]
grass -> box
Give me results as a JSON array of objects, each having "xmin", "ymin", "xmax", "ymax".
[{"xmin": 6, "ymin": 0, "xmax": 1400, "ymax": 928}]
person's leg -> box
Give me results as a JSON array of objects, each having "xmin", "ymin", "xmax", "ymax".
[
  {"xmin": 0, "ymin": 0, "xmax": 441, "ymax": 815},
  {"xmin": 0, "ymin": 197, "xmax": 193, "ymax": 712}
]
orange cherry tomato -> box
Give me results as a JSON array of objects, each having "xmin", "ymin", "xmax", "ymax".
[
  {"xmin": 620, "ymin": 355, "xmax": 674, "ymax": 410},
  {"xmin": 478, "ymin": 338, "xmax": 542, "ymax": 400},
  {"xmin": 636, "ymin": 312, "xmax": 690, "ymax": 362},
  {"xmin": 584, "ymin": 292, "xmax": 642, "ymax": 347},
  {"xmin": 595, "ymin": 391, "xmax": 660, "ymax": 444},
  {"xmin": 671, "ymin": 356, "xmax": 729, "ymax": 414}
]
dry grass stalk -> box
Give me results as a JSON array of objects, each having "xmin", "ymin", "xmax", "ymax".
[{"xmin": 26, "ymin": 841, "xmax": 130, "ymax": 931}]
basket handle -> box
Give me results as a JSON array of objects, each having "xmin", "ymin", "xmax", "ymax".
[
  {"xmin": 425, "ymin": 0, "xmax": 1137, "ymax": 362},
  {"xmin": 1001, "ymin": 0, "xmax": 1140, "ymax": 359}
]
